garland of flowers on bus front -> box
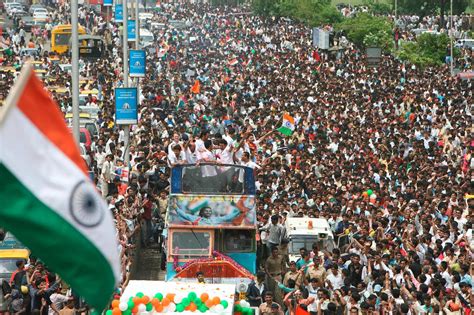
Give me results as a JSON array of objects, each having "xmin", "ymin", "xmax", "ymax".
[{"xmin": 172, "ymin": 250, "xmax": 253, "ymax": 278}]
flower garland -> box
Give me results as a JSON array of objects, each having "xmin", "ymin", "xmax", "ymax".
[
  {"xmin": 211, "ymin": 251, "xmax": 254, "ymax": 278},
  {"xmin": 173, "ymin": 254, "xmax": 181, "ymax": 272},
  {"xmin": 173, "ymin": 251, "xmax": 254, "ymax": 279}
]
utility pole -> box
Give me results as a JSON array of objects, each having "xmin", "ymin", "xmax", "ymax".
[
  {"xmin": 450, "ymin": 0, "xmax": 454, "ymax": 76},
  {"xmin": 71, "ymin": 0, "xmax": 79, "ymax": 145},
  {"xmin": 135, "ymin": 0, "xmax": 140, "ymax": 121},
  {"xmin": 123, "ymin": 0, "xmax": 130, "ymax": 166},
  {"xmin": 394, "ymin": 0, "xmax": 397, "ymax": 24}
]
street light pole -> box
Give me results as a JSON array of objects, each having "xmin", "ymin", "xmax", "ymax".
[
  {"xmin": 71, "ymin": 0, "xmax": 79, "ymax": 145},
  {"xmin": 449, "ymin": 0, "xmax": 454, "ymax": 76},
  {"xmin": 123, "ymin": 0, "xmax": 130, "ymax": 166},
  {"xmin": 394, "ymin": 0, "xmax": 397, "ymax": 24}
]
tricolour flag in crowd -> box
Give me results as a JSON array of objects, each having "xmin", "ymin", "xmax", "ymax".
[
  {"xmin": 0, "ymin": 65, "xmax": 120, "ymax": 310},
  {"xmin": 228, "ymin": 58, "xmax": 239, "ymax": 66},
  {"xmin": 176, "ymin": 95, "xmax": 186, "ymax": 110},
  {"xmin": 277, "ymin": 113, "xmax": 295, "ymax": 136}
]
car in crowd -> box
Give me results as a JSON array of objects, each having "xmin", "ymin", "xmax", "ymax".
[
  {"xmin": 139, "ymin": 28, "xmax": 154, "ymax": 48},
  {"xmin": 28, "ymin": 3, "xmax": 46, "ymax": 14},
  {"xmin": 6, "ymin": 2, "xmax": 24, "ymax": 17},
  {"xmin": 19, "ymin": 47, "xmax": 41, "ymax": 57},
  {"xmin": 33, "ymin": 9, "xmax": 49, "ymax": 22},
  {"xmin": 455, "ymin": 38, "xmax": 474, "ymax": 50}
]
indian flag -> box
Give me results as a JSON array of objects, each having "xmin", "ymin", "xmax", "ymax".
[
  {"xmin": 277, "ymin": 113, "xmax": 295, "ymax": 136},
  {"xmin": 228, "ymin": 58, "xmax": 238, "ymax": 66},
  {"xmin": 0, "ymin": 65, "xmax": 119, "ymax": 309},
  {"xmin": 176, "ymin": 96, "xmax": 186, "ymax": 110}
]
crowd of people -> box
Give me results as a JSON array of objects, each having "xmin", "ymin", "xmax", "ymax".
[{"xmin": 0, "ymin": 1, "xmax": 473, "ymax": 315}]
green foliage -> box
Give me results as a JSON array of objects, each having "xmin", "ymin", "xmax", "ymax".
[
  {"xmin": 335, "ymin": 13, "xmax": 393, "ymax": 49},
  {"xmin": 396, "ymin": 0, "xmax": 469, "ymax": 16},
  {"xmin": 362, "ymin": 0, "xmax": 392, "ymax": 15},
  {"xmin": 363, "ymin": 29, "xmax": 393, "ymax": 50},
  {"xmin": 252, "ymin": 0, "xmax": 279, "ymax": 15},
  {"xmin": 397, "ymin": 33, "xmax": 453, "ymax": 68},
  {"xmin": 253, "ymin": 0, "xmax": 342, "ymax": 25}
]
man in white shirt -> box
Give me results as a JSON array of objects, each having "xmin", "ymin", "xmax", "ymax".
[
  {"xmin": 48, "ymin": 287, "xmax": 72, "ymax": 315},
  {"xmin": 326, "ymin": 264, "xmax": 344, "ymax": 290},
  {"xmin": 105, "ymin": 134, "xmax": 116, "ymax": 154},
  {"xmin": 238, "ymin": 152, "xmax": 260, "ymax": 169},
  {"xmin": 100, "ymin": 154, "xmax": 114, "ymax": 197},
  {"xmin": 185, "ymin": 141, "xmax": 198, "ymax": 164},
  {"xmin": 217, "ymin": 139, "xmax": 234, "ymax": 164}
]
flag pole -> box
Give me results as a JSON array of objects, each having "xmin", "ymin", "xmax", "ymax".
[{"xmin": 71, "ymin": 0, "xmax": 80, "ymax": 145}]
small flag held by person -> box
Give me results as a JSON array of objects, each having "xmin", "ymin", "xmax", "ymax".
[
  {"xmin": 0, "ymin": 64, "xmax": 120, "ymax": 310},
  {"xmin": 191, "ymin": 79, "xmax": 200, "ymax": 94},
  {"xmin": 176, "ymin": 96, "xmax": 186, "ymax": 110},
  {"xmin": 277, "ymin": 113, "xmax": 295, "ymax": 136}
]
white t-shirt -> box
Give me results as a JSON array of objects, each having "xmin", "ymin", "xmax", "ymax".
[
  {"xmin": 326, "ymin": 272, "xmax": 344, "ymax": 290},
  {"xmin": 218, "ymin": 145, "xmax": 234, "ymax": 164},
  {"xmin": 49, "ymin": 293, "xmax": 70, "ymax": 315},
  {"xmin": 185, "ymin": 147, "xmax": 198, "ymax": 164}
]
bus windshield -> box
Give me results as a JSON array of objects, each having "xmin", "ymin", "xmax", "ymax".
[
  {"xmin": 55, "ymin": 33, "xmax": 71, "ymax": 46},
  {"xmin": 182, "ymin": 164, "xmax": 245, "ymax": 194},
  {"xmin": 171, "ymin": 231, "xmax": 211, "ymax": 259}
]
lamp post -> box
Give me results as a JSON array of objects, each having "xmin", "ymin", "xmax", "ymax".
[
  {"xmin": 71, "ymin": 0, "xmax": 79, "ymax": 145},
  {"xmin": 449, "ymin": 0, "xmax": 454, "ymax": 76},
  {"xmin": 123, "ymin": 0, "xmax": 130, "ymax": 166}
]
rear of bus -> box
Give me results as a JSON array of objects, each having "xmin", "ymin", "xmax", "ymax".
[{"xmin": 51, "ymin": 24, "xmax": 86, "ymax": 54}]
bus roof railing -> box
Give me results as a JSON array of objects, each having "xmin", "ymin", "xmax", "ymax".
[
  {"xmin": 170, "ymin": 163, "xmax": 256, "ymax": 195},
  {"xmin": 171, "ymin": 163, "xmax": 252, "ymax": 170}
]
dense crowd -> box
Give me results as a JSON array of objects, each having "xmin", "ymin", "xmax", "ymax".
[{"xmin": 0, "ymin": 1, "xmax": 473, "ymax": 315}]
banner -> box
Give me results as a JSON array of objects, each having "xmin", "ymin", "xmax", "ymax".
[
  {"xmin": 129, "ymin": 50, "xmax": 146, "ymax": 77},
  {"xmin": 115, "ymin": 88, "xmax": 137, "ymax": 125},
  {"xmin": 167, "ymin": 195, "xmax": 256, "ymax": 227},
  {"xmin": 127, "ymin": 20, "xmax": 136, "ymax": 42},
  {"xmin": 114, "ymin": 4, "xmax": 123, "ymax": 23},
  {"xmin": 103, "ymin": 0, "xmax": 113, "ymax": 6}
]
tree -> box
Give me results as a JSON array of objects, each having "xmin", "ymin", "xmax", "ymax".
[
  {"xmin": 363, "ymin": 0, "xmax": 392, "ymax": 15},
  {"xmin": 253, "ymin": 0, "xmax": 342, "ymax": 26},
  {"xmin": 335, "ymin": 13, "xmax": 393, "ymax": 50},
  {"xmin": 397, "ymin": 0, "xmax": 470, "ymax": 18},
  {"xmin": 397, "ymin": 33, "xmax": 458, "ymax": 68},
  {"xmin": 252, "ymin": 0, "xmax": 280, "ymax": 15}
]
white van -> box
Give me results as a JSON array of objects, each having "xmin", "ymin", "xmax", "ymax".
[
  {"xmin": 455, "ymin": 39, "xmax": 474, "ymax": 50},
  {"xmin": 284, "ymin": 217, "xmax": 335, "ymax": 262},
  {"xmin": 139, "ymin": 28, "xmax": 154, "ymax": 48}
]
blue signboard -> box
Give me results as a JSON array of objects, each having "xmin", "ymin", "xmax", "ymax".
[
  {"xmin": 114, "ymin": 4, "xmax": 123, "ymax": 23},
  {"xmin": 127, "ymin": 20, "xmax": 136, "ymax": 42},
  {"xmin": 115, "ymin": 88, "xmax": 138, "ymax": 125},
  {"xmin": 129, "ymin": 50, "xmax": 146, "ymax": 77},
  {"xmin": 103, "ymin": 0, "xmax": 113, "ymax": 7}
]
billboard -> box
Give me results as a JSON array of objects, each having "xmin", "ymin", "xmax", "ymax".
[
  {"xmin": 115, "ymin": 88, "xmax": 138, "ymax": 125},
  {"xmin": 114, "ymin": 4, "xmax": 123, "ymax": 23},
  {"xmin": 312, "ymin": 28, "xmax": 329, "ymax": 50},
  {"xmin": 167, "ymin": 195, "xmax": 256, "ymax": 227},
  {"xmin": 128, "ymin": 20, "xmax": 136, "ymax": 41},
  {"xmin": 103, "ymin": 0, "xmax": 113, "ymax": 6},
  {"xmin": 129, "ymin": 50, "xmax": 146, "ymax": 77}
]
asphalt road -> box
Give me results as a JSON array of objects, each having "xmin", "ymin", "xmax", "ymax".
[{"xmin": 1, "ymin": 12, "xmax": 51, "ymax": 52}]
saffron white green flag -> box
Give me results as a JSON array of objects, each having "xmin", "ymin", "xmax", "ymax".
[
  {"xmin": 0, "ymin": 65, "xmax": 120, "ymax": 309},
  {"xmin": 277, "ymin": 113, "xmax": 295, "ymax": 136}
]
